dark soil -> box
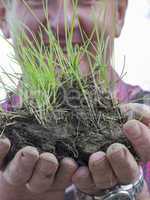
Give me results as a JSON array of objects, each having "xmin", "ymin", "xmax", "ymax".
[{"xmin": 0, "ymin": 83, "xmax": 138, "ymax": 167}]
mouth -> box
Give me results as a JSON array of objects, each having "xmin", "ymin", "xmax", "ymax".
[
  {"xmin": 43, "ymin": 36, "xmax": 83, "ymax": 51},
  {"xmin": 42, "ymin": 26, "xmax": 84, "ymax": 54},
  {"xmin": 59, "ymin": 40, "xmax": 83, "ymax": 52},
  {"xmin": 42, "ymin": 43, "xmax": 82, "ymax": 55}
]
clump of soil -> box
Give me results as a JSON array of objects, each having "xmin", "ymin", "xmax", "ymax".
[{"xmin": 0, "ymin": 81, "xmax": 138, "ymax": 167}]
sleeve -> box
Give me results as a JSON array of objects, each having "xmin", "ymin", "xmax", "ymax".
[{"xmin": 0, "ymin": 93, "xmax": 21, "ymax": 112}]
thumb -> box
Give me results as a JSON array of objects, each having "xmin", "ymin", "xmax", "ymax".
[
  {"xmin": 120, "ymin": 103, "xmax": 150, "ymax": 127},
  {"xmin": 123, "ymin": 119, "xmax": 150, "ymax": 162}
]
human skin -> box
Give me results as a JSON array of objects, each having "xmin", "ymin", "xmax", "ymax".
[{"xmin": 0, "ymin": 0, "xmax": 149, "ymax": 200}]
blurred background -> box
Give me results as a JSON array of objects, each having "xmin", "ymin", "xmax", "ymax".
[
  {"xmin": 0, "ymin": 0, "xmax": 150, "ymax": 101},
  {"xmin": 115, "ymin": 0, "xmax": 150, "ymax": 90}
]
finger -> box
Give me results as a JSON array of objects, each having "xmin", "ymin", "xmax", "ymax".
[
  {"xmin": 123, "ymin": 119, "xmax": 150, "ymax": 162},
  {"xmin": 120, "ymin": 103, "xmax": 150, "ymax": 127},
  {"xmin": 3, "ymin": 146, "xmax": 39, "ymax": 186},
  {"xmin": 0, "ymin": 138, "xmax": 10, "ymax": 168},
  {"xmin": 27, "ymin": 153, "xmax": 58, "ymax": 193},
  {"xmin": 53, "ymin": 157, "xmax": 77, "ymax": 190},
  {"xmin": 107, "ymin": 143, "xmax": 150, "ymax": 199},
  {"xmin": 107, "ymin": 143, "xmax": 139, "ymax": 184},
  {"xmin": 72, "ymin": 166, "xmax": 97, "ymax": 195},
  {"xmin": 89, "ymin": 151, "xmax": 117, "ymax": 189}
]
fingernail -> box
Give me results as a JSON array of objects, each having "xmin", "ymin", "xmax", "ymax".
[
  {"xmin": 107, "ymin": 143, "xmax": 125, "ymax": 156},
  {"xmin": 123, "ymin": 120, "xmax": 141, "ymax": 139},
  {"xmin": 90, "ymin": 152, "xmax": 106, "ymax": 163},
  {"xmin": 21, "ymin": 147, "xmax": 39, "ymax": 161},
  {"xmin": 89, "ymin": 152, "xmax": 106, "ymax": 168},
  {"xmin": 0, "ymin": 138, "xmax": 10, "ymax": 147}
]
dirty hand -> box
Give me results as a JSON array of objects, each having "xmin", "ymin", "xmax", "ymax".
[
  {"xmin": 72, "ymin": 103, "xmax": 150, "ymax": 200},
  {"xmin": 0, "ymin": 143, "xmax": 77, "ymax": 200}
]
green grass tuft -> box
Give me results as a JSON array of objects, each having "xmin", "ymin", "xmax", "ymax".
[{"xmin": 0, "ymin": 0, "xmax": 115, "ymax": 125}]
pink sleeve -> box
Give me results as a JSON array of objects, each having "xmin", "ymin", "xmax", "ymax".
[{"xmin": 142, "ymin": 162, "xmax": 150, "ymax": 190}]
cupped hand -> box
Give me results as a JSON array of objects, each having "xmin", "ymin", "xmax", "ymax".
[
  {"xmin": 0, "ymin": 140, "xmax": 77, "ymax": 200},
  {"xmin": 72, "ymin": 103, "xmax": 150, "ymax": 200}
]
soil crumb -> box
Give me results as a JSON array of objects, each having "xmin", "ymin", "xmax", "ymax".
[{"xmin": 0, "ymin": 83, "xmax": 138, "ymax": 166}]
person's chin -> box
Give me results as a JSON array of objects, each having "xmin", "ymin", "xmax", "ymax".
[{"xmin": 79, "ymin": 58, "xmax": 90, "ymax": 76}]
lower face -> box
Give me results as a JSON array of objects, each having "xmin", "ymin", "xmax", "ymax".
[{"xmin": 7, "ymin": 0, "xmax": 117, "ymax": 75}]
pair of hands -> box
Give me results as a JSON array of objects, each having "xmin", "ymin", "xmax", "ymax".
[{"xmin": 0, "ymin": 103, "xmax": 150, "ymax": 200}]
